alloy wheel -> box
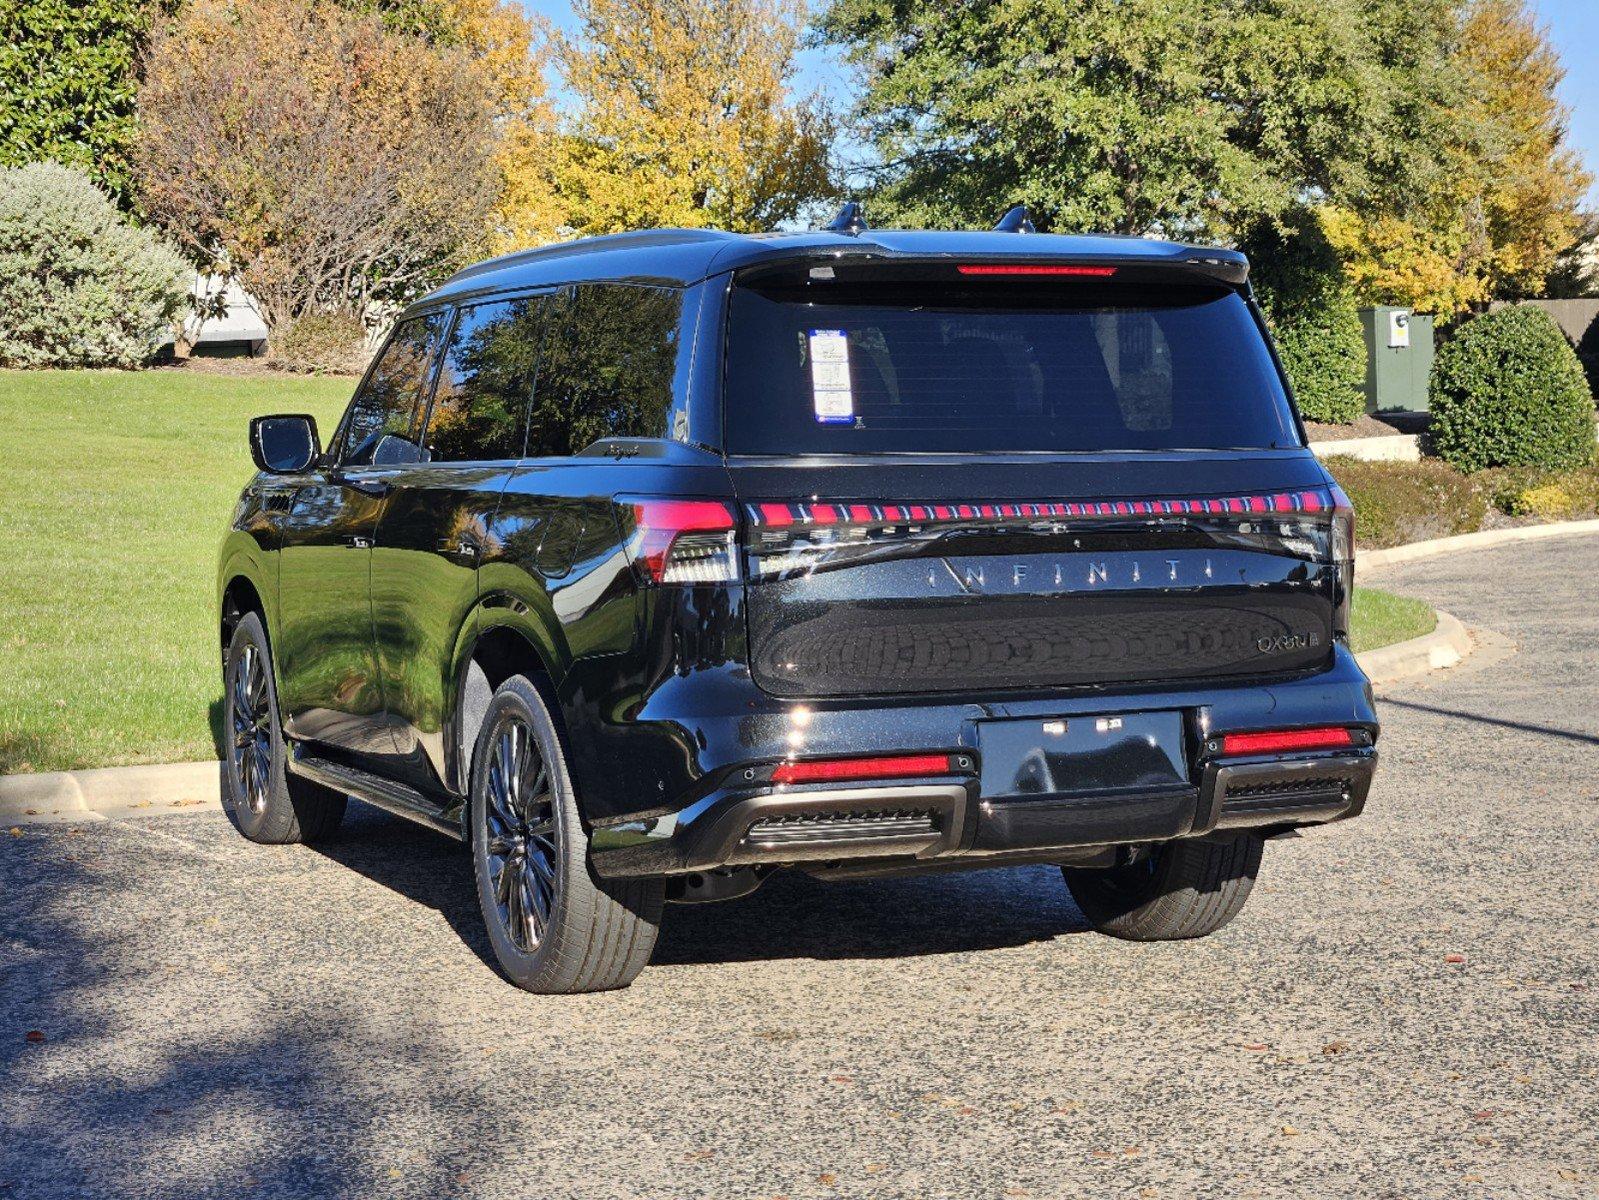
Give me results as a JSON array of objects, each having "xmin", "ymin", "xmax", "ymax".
[
  {"xmin": 230, "ymin": 643, "xmax": 273, "ymax": 815},
  {"xmin": 483, "ymin": 717, "xmax": 559, "ymax": 952}
]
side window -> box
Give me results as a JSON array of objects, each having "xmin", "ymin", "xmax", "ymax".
[
  {"xmin": 424, "ymin": 294, "xmax": 550, "ymax": 463},
  {"xmin": 335, "ymin": 312, "xmax": 447, "ymax": 467},
  {"xmin": 527, "ymin": 283, "xmax": 682, "ymax": 457}
]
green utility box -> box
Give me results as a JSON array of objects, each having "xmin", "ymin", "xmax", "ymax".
[{"xmin": 1360, "ymin": 306, "xmax": 1434, "ymax": 414}]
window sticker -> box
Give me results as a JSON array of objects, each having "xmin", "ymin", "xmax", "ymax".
[{"xmin": 808, "ymin": 329, "xmax": 854, "ymax": 424}]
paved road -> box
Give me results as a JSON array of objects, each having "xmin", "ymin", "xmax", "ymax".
[{"xmin": 3, "ymin": 537, "xmax": 1597, "ymax": 1200}]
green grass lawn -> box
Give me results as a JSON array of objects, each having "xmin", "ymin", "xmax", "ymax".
[
  {"xmin": 1349, "ymin": 586, "xmax": 1437, "ymax": 654},
  {"xmin": 0, "ymin": 369, "xmax": 349, "ymax": 774},
  {"xmin": 0, "ymin": 366, "xmax": 1438, "ymax": 775}
]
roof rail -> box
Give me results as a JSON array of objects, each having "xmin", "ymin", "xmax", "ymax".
[{"xmin": 441, "ymin": 228, "xmax": 739, "ymax": 287}]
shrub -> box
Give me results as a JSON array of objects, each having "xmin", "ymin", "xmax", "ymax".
[
  {"xmin": 1249, "ymin": 219, "xmax": 1368, "ymax": 426},
  {"xmin": 266, "ymin": 312, "xmax": 370, "ymax": 375},
  {"xmin": 1487, "ymin": 467, "xmax": 1599, "ymax": 521},
  {"xmin": 1322, "ymin": 456, "xmax": 1490, "ymax": 549},
  {"xmin": 1429, "ymin": 306, "xmax": 1596, "ymax": 472},
  {"xmin": 0, "ymin": 161, "xmax": 189, "ymax": 369}
]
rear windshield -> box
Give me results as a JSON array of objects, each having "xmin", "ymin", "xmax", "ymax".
[{"xmin": 722, "ymin": 277, "xmax": 1301, "ymax": 454}]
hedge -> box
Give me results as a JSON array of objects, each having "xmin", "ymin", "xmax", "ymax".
[{"xmin": 1428, "ymin": 306, "xmax": 1595, "ymax": 472}]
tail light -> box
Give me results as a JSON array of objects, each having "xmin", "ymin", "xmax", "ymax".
[
  {"xmin": 742, "ymin": 490, "xmax": 1347, "ymax": 582},
  {"xmin": 617, "ymin": 497, "xmax": 739, "ymax": 585},
  {"xmin": 1329, "ymin": 483, "xmax": 1355, "ymax": 642}
]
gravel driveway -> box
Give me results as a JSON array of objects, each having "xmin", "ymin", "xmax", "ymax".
[{"xmin": 2, "ymin": 536, "xmax": 1596, "ymax": 1200}]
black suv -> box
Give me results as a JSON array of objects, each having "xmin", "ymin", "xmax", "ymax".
[{"xmin": 219, "ymin": 215, "xmax": 1378, "ymax": 993}]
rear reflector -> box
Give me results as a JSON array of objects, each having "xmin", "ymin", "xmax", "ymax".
[
  {"xmin": 1220, "ymin": 727, "xmax": 1354, "ymax": 756},
  {"xmin": 957, "ymin": 264, "xmax": 1118, "ymax": 277},
  {"xmin": 771, "ymin": 754, "xmax": 955, "ymax": 785}
]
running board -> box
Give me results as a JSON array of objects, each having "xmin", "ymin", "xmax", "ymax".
[{"xmin": 287, "ymin": 754, "xmax": 464, "ymax": 842}]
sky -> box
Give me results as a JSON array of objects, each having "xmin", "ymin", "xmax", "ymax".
[{"xmin": 520, "ymin": 0, "xmax": 1599, "ymax": 206}]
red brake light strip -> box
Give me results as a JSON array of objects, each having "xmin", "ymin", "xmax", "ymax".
[
  {"xmin": 957, "ymin": 264, "xmax": 1120, "ymax": 277},
  {"xmin": 746, "ymin": 489, "xmax": 1334, "ymax": 528},
  {"xmin": 1219, "ymin": 727, "xmax": 1354, "ymax": 756},
  {"xmin": 771, "ymin": 754, "xmax": 956, "ymax": 785}
]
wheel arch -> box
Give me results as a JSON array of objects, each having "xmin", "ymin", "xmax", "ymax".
[{"xmin": 445, "ymin": 609, "xmax": 573, "ymax": 813}]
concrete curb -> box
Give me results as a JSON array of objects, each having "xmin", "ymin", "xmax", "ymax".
[
  {"xmin": 1354, "ymin": 608, "xmax": 1474, "ymax": 687},
  {"xmin": 1311, "ymin": 434, "xmax": 1421, "ymax": 463},
  {"xmin": 1, "ymin": 760, "xmax": 221, "ymax": 825},
  {"xmin": 1359, "ymin": 518, "xmax": 1599, "ymax": 571}
]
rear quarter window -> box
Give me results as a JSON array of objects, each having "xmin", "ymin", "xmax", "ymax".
[{"xmin": 527, "ymin": 283, "xmax": 683, "ymax": 457}]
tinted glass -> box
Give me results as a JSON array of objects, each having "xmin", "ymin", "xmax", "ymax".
[
  {"xmin": 528, "ymin": 283, "xmax": 681, "ymax": 457},
  {"xmin": 723, "ymin": 281, "xmax": 1300, "ymax": 454},
  {"xmin": 337, "ymin": 312, "xmax": 447, "ymax": 466},
  {"xmin": 426, "ymin": 295, "xmax": 550, "ymax": 462}
]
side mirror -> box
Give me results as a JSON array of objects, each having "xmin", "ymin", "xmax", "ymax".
[{"xmin": 250, "ymin": 414, "xmax": 321, "ymax": 474}]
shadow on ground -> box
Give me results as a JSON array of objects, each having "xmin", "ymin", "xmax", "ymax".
[{"xmin": 305, "ymin": 803, "xmax": 1092, "ymax": 971}]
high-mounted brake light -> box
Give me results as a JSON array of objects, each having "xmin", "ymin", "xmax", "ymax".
[
  {"xmin": 1219, "ymin": 727, "xmax": 1354, "ymax": 756},
  {"xmin": 957, "ymin": 264, "xmax": 1118, "ymax": 277},
  {"xmin": 618, "ymin": 497, "xmax": 738, "ymax": 585},
  {"xmin": 771, "ymin": 754, "xmax": 956, "ymax": 785}
]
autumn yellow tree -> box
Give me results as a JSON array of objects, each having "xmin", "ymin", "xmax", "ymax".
[
  {"xmin": 1325, "ymin": 0, "xmax": 1589, "ymax": 315},
  {"xmin": 1460, "ymin": 0, "xmax": 1591, "ymax": 298},
  {"xmin": 535, "ymin": 0, "xmax": 835, "ymax": 242}
]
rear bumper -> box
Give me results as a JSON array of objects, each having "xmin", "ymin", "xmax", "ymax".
[
  {"xmin": 589, "ymin": 648, "xmax": 1378, "ymax": 879},
  {"xmin": 592, "ymin": 750, "xmax": 1375, "ymax": 878}
]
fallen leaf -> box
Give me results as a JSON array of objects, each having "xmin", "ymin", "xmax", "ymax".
[
  {"xmin": 1242, "ymin": 1043, "xmax": 1269, "ymax": 1052},
  {"xmin": 1123, "ymin": 1146, "xmax": 1142, "ymax": 1156},
  {"xmin": 1472, "ymin": 1109, "xmax": 1497, "ymax": 1121},
  {"xmin": 829, "ymin": 1074, "xmax": 853, "ymax": 1084},
  {"xmin": 1090, "ymin": 1149, "xmax": 1115, "ymax": 1160},
  {"xmin": 864, "ymin": 1164, "xmax": 885, "ymax": 1175},
  {"xmin": 1141, "ymin": 1191, "xmax": 1160, "ymax": 1199},
  {"xmin": 1462, "ymin": 1175, "xmax": 1483, "ymax": 1184},
  {"xmin": 23, "ymin": 809, "xmax": 37, "ymax": 816},
  {"xmin": 1322, "ymin": 1040, "xmax": 1350, "ymax": 1055},
  {"xmin": 1280, "ymin": 1125, "xmax": 1300, "ymax": 1138},
  {"xmin": 1445, "ymin": 954, "xmax": 1467, "ymax": 964},
  {"xmin": 1003, "ymin": 1189, "xmax": 1031, "ymax": 1198},
  {"xmin": 1558, "ymin": 1169, "xmax": 1582, "ymax": 1182},
  {"xmin": 24, "ymin": 1031, "xmax": 44, "ymax": 1044},
  {"xmin": 683, "ymin": 1150, "xmax": 713, "ymax": 1162},
  {"xmin": 1473, "ymin": 1135, "xmax": 1493, "ymax": 1147},
  {"xmin": 8, "ymin": 828, "xmax": 21, "ymax": 838},
  {"xmin": 817, "ymin": 1173, "xmax": 837, "ymax": 1187}
]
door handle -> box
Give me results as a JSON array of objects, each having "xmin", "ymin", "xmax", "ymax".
[{"xmin": 345, "ymin": 535, "xmax": 372, "ymax": 550}]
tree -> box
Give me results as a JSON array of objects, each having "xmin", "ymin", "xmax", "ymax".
[
  {"xmin": 1251, "ymin": 216, "xmax": 1368, "ymax": 425},
  {"xmin": 337, "ymin": 0, "xmax": 563, "ymax": 250},
  {"xmin": 538, "ymin": 0, "xmax": 835, "ymax": 240},
  {"xmin": 133, "ymin": 0, "xmax": 500, "ymax": 335},
  {"xmin": 1459, "ymin": 0, "xmax": 1591, "ymax": 299},
  {"xmin": 816, "ymin": 0, "xmax": 1446, "ymax": 240},
  {"xmin": 1313, "ymin": 0, "xmax": 1589, "ymax": 315},
  {"xmin": 0, "ymin": 0, "xmax": 165, "ymax": 203}
]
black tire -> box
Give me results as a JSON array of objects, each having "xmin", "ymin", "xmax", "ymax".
[
  {"xmin": 1062, "ymin": 834, "xmax": 1264, "ymax": 941},
  {"xmin": 222, "ymin": 612, "xmax": 346, "ymax": 844},
  {"xmin": 469, "ymin": 675, "xmax": 663, "ymax": 994}
]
